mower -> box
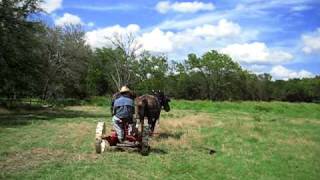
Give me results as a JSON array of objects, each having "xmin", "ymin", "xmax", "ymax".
[{"xmin": 95, "ymin": 119, "xmax": 150, "ymax": 156}]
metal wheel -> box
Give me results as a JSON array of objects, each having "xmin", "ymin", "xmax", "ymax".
[
  {"xmin": 95, "ymin": 122, "xmax": 106, "ymax": 154},
  {"xmin": 140, "ymin": 124, "xmax": 150, "ymax": 156}
]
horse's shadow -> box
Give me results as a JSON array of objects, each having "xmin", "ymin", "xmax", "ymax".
[
  {"xmin": 154, "ymin": 131, "xmax": 184, "ymax": 140},
  {"xmin": 150, "ymin": 148, "xmax": 168, "ymax": 154},
  {"xmin": 111, "ymin": 147, "xmax": 168, "ymax": 155}
]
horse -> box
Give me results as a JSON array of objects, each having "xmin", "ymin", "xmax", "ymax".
[{"xmin": 135, "ymin": 91, "xmax": 171, "ymax": 134}]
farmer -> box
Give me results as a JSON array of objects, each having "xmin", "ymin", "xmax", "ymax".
[{"xmin": 111, "ymin": 86, "xmax": 136, "ymax": 143}]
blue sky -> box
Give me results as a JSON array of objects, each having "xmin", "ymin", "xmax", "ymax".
[{"xmin": 41, "ymin": 0, "xmax": 320, "ymax": 80}]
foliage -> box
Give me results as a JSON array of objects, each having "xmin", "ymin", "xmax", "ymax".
[
  {"xmin": 0, "ymin": 0, "xmax": 44, "ymax": 98},
  {"xmin": 102, "ymin": 33, "xmax": 141, "ymax": 90},
  {"xmin": 40, "ymin": 25, "xmax": 91, "ymax": 99},
  {"xmin": 0, "ymin": 0, "xmax": 319, "ymax": 103},
  {"xmin": 133, "ymin": 52, "xmax": 169, "ymax": 94},
  {"xmin": 185, "ymin": 50, "xmax": 242, "ymax": 100}
]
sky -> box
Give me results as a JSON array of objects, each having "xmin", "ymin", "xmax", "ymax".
[{"xmin": 40, "ymin": 0, "xmax": 320, "ymax": 80}]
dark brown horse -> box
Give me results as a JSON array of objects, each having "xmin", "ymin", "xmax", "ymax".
[{"xmin": 135, "ymin": 91, "xmax": 171, "ymax": 133}]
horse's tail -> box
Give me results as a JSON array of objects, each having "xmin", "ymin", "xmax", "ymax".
[
  {"xmin": 141, "ymin": 98, "xmax": 148, "ymax": 118},
  {"xmin": 136, "ymin": 97, "xmax": 148, "ymax": 120}
]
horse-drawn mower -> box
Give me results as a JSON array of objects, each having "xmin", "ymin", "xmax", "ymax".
[{"xmin": 95, "ymin": 119, "xmax": 150, "ymax": 156}]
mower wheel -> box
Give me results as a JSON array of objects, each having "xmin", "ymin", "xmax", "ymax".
[
  {"xmin": 140, "ymin": 125, "xmax": 150, "ymax": 156},
  {"xmin": 95, "ymin": 122, "xmax": 106, "ymax": 154},
  {"xmin": 95, "ymin": 139, "xmax": 107, "ymax": 154}
]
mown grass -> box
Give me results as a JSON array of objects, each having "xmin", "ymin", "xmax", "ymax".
[{"xmin": 0, "ymin": 99, "xmax": 319, "ymax": 180}]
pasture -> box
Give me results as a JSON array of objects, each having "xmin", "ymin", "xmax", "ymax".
[{"xmin": 0, "ymin": 99, "xmax": 320, "ymax": 179}]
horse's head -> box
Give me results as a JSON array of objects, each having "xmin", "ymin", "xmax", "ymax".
[{"xmin": 154, "ymin": 90, "xmax": 171, "ymax": 112}]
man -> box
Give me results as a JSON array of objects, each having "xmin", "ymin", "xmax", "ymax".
[{"xmin": 111, "ymin": 86, "xmax": 135, "ymax": 143}]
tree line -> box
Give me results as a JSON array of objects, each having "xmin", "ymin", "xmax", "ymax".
[{"xmin": 1, "ymin": 0, "xmax": 319, "ymax": 103}]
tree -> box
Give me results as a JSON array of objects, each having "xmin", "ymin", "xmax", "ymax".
[
  {"xmin": 186, "ymin": 50, "xmax": 242, "ymax": 100},
  {"xmin": 0, "ymin": 0, "xmax": 44, "ymax": 99},
  {"xmin": 104, "ymin": 33, "xmax": 142, "ymax": 90},
  {"xmin": 41, "ymin": 25, "xmax": 92, "ymax": 99},
  {"xmin": 134, "ymin": 52, "xmax": 169, "ymax": 94}
]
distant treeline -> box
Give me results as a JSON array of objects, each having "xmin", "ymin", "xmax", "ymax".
[{"xmin": 1, "ymin": 0, "xmax": 319, "ymax": 103}]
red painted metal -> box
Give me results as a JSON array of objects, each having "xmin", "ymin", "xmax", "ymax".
[
  {"xmin": 105, "ymin": 121, "xmax": 142, "ymax": 146},
  {"xmin": 105, "ymin": 130, "xmax": 118, "ymax": 146}
]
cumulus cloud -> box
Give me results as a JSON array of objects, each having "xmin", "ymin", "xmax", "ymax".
[
  {"xmin": 139, "ymin": 19, "xmax": 240, "ymax": 53},
  {"xmin": 270, "ymin": 65, "xmax": 313, "ymax": 80},
  {"xmin": 85, "ymin": 24, "xmax": 140, "ymax": 48},
  {"xmin": 244, "ymin": 64, "xmax": 269, "ymax": 74},
  {"xmin": 40, "ymin": 0, "xmax": 63, "ymax": 13},
  {"xmin": 85, "ymin": 19, "xmax": 240, "ymax": 53},
  {"xmin": 189, "ymin": 19, "xmax": 240, "ymax": 38},
  {"xmin": 54, "ymin": 13, "xmax": 83, "ymax": 26},
  {"xmin": 221, "ymin": 42, "xmax": 293, "ymax": 64},
  {"xmin": 156, "ymin": 1, "xmax": 215, "ymax": 14},
  {"xmin": 139, "ymin": 28, "xmax": 175, "ymax": 53},
  {"xmin": 302, "ymin": 28, "xmax": 320, "ymax": 54}
]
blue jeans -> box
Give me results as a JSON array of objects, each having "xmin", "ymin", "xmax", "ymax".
[
  {"xmin": 112, "ymin": 116, "xmax": 124, "ymax": 141},
  {"xmin": 112, "ymin": 116, "xmax": 136, "ymax": 142}
]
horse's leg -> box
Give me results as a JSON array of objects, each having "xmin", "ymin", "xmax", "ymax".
[
  {"xmin": 148, "ymin": 117, "xmax": 155, "ymax": 134},
  {"xmin": 150, "ymin": 111, "xmax": 160, "ymax": 134},
  {"xmin": 138, "ymin": 99, "xmax": 148, "ymax": 136},
  {"xmin": 140, "ymin": 116, "xmax": 144, "ymax": 136}
]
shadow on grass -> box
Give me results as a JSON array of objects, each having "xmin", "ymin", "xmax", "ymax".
[
  {"xmin": 110, "ymin": 147, "xmax": 168, "ymax": 155},
  {"xmin": 154, "ymin": 131, "xmax": 184, "ymax": 140},
  {"xmin": 150, "ymin": 148, "xmax": 168, "ymax": 155},
  {"xmin": 0, "ymin": 106, "xmax": 108, "ymax": 127}
]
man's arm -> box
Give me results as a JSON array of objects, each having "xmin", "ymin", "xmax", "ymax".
[{"xmin": 111, "ymin": 98, "xmax": 115, "ymax": 115}]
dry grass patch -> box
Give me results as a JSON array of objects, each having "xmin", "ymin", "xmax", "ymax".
[
  {"xmin": 0, "ymin": 148, "xmax": 66, "ymax": 172},
  {"xmin": 160, "ymin": 113, "xmax": 213, "ymax": 130},
  {"xmin": 151, "ymin": 113, "xmax": 213, "ymax": 149},
  {"xmin": 64, "ymin": 105, "xmax": 104, "ymax": 114},
  {"xmin": 277, "ymin": 136, "xmax": 317, "ymax": 147},
  {"xmin": 52, "ymin": 122, "xmax": 95, "ymax": 146},
  {"xmin": 288, "ymin": 117, "xmax": 320, "ymax": 126},
  {"xmin": 0, "ymin": 147, "xmax": 99, "ymax": 173}
]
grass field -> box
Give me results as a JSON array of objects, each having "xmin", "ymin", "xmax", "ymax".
[{"xmin": 0, "ymin": 99, "xmax": 320, "ymax": 179}]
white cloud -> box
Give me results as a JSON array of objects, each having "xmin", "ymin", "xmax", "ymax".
[
  {"xmin": 85, "ymin": 24, "xmax": 140, "ymax": 48},
  {"xmin": 155, "ymin": 1, "xmax": 171, "ymax": 13},
  {"xmin": 40, "ymin": 0, "xmax": 63, "ymax": 13},
  {"xmin": 190, "ymin": 19, "xmax": 240, "ymax": 38},
  {"xmin": 221, "ymin": 42, "xmax": 293, "ymax": 65},
  {"xmin": 302, "ymin": 28, "xmax": 320, "ymax": 54},
  {"xmin": 54, "ymin": 13, "xmax": 83, "ymax": 26},
  {"xmin": 235, "ymin": 0, "xmax": 314, "ymax": 13},
  {"xmin": 270, "ymin": 65, "xmax": 313, "ymax": 80},
  {"xmin": 87, "ymin": 22, "xmax": 95, "ymax": 27},
  {"xmin": 54, "ymin": 14, "xmax": 95, "ymax": 28},
  {"xmin": 139, "ymin": 19, "xmax": 240, "ymax": 53},
  {"xmin": 291, "ymin": 5, "xmax": 312, "ymax": 12},
  {"xmin": 245, "ymin": 64, "xmax": 269, "ymax": 74},
  {"xmin": 85, "ymin": 19, "xmax": 240, "ymax": 53},
  {"xmin": 157, "ymin": 13, "xmax": 225, "ymax": 30},
  {"xmin": 70, "ymin": 4, "xmax": 137, "ymax": 11},
  {"xmin": 139, "ymin": 28, "xmax": 174, "ymax": 53},
  {"xmin": 156, "ymin": 1, "xmax": 215, "ymax": 14}
]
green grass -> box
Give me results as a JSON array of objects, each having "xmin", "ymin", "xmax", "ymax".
[{"xmin": 0, "ymin": 100, "xmax": 319, "ymax": 179}]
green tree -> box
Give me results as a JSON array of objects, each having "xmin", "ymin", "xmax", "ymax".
[
  {"xmin": 0, "ymin": 0, "xmax": 44, "ymax": 99},
  {"xmin": 186, "ymin": 50, "xmax": 242, "ymax": 100},
  {"xmin": 41, "ymin": 25, "xmax": 91, "ymax": 99},
  {"xmin": 104, "ymin": 34, "xmax": 141, "ymax": 90},
  {"xmin": 134, "ymin": 52, "xmax": 169, "ymax": 94}
]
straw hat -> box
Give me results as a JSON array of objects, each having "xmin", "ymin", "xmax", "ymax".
[{"xmin": 119, "ymin": 86, "xmax": 130, "ymax": 93}]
